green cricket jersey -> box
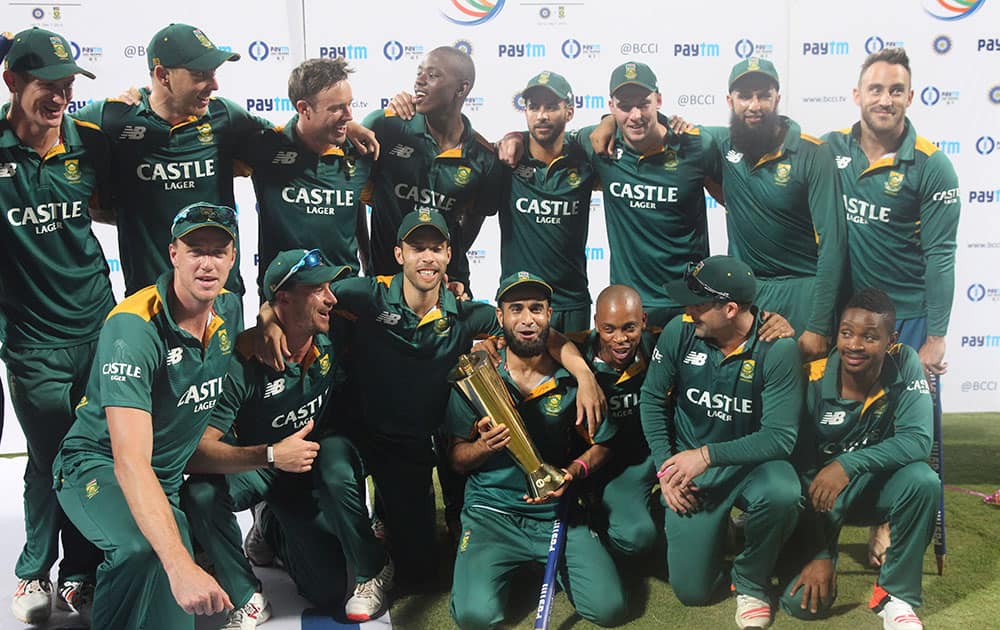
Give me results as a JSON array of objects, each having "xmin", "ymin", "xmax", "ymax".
[
  {"xmin": 207, "ymin": 329, "xmax": 347, "ymax": 446},
  {"xmin": 703, "ymin": 119, "xmax": 845, "ymax": 336},
  {"xmin": 331, "ymin": 274, "xmax": 501, "ymax": 438},
  {"xmin": 239, "ymin": 115, "xmax": 373, "ymax": 287},
  {"xmin": 795, "ymin": 344, "xmax": 933, "ymax": 479},
  {"xmin": 446, "ymin": 346, "xmax": 616, "ymax": 518},
  {"xmin": 499, "ymin": 136, "xmax": 594, "ymax": 311},
  {"xmin": 57, "ymin": 272, "xmax": 242, "ymax": 493},
  {"xmin": 577, "ymin": 123, "xmax": 719, "ymax": 309},
  {"xmin": 0, "ymin": 105, "xmax": 115, "ymax": 349},
  {"xmin": 74, "ymin": 91, "xmax": 271, "ymax": 295},
  {"xmin": 824, "ymin": 120, "xmax": 960, "ymax": 335},
  {"xmin": 640, "ymin": 313, "xmax": 803, "ymax": 470},
  {"xmin": 361, "ymin": 109, "xmax": 503, "ymax": 290}
]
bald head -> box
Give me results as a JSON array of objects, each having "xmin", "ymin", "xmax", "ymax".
[
  {"xmin": 594, "ymin": 285, "xmax": 646, "ymax": 370},
  {"xmin": 596, "ymin": 285, "xmax": 643, "ymax": 322},
  {"xmin": 427, "ymin": 46, "xmax": 475, "ymax": 92}
]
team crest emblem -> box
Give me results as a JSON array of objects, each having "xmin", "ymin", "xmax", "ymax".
[
  {"xmin": 459, "ymin": 529, "xmax": 471, "ymax": 553},
  {"xmin": 774, "ymin": 162, "xmax": 791, "ymax": 185},
  {"xmin": 52, "ymin": 7, "xmax": 61, "ymax": 19},
  {"xmin": 538, "ymin": 71, "xmax": 550, "ymax": 84},
  {"xmin": 748, "ymin": 58, "xmax": 761, "ymax": 71},
  {"xmin": 196, "ymin": 123, "xmax": 214, "ymax": 144},
  {"xmin": 885, "ymin": 171, "xmax": 904, "ymax": 194},
  {"xmin": 518, "ymin": 271, "xmax": 530, "ymax": 280},
  {"xmin": 192, "ymin": 29, "xmax": 215, "ymax": 49},
  {"xmin": 663, "ymin": 148, "xmax": 679, "ymax": 171},
  {"xmin": 85, "ymin": 478, "xmax": 99, "ymax": 500},
  {"xmin": 543, "ymin": 394, "xmax": 562, "ymax": 416},
  {"xmin": 624, "ymin": 63, "xmax": 637, "ymax": 80},
  {"xmin": 434, "ymin": 316, "xmax": 452, "ymax": 336},
  {"xmin": 319, "ymin": 354, "xmax": 331, "ymax": 375},
  {"xmin": 739, "ymin": 360, "xmax": 755, "ymax": 382},
  {"xmin": 75, "ymin": 396, "xmax": 88, "ymax": 411},
  {"xmin": 64, "ymin": 159, "xmax": 81, "ymax": 183},
  {"xmin": 567, "ymin": 168, "xmax": 581, "ymax": 188},
  {"xmin": 50, "ymin": 37, "xmax": 69, "ymax": 60},
  {"xmin": 455, "ymin": 165, "xmax": 471, "ymax": 186},
  {"xmin": 218, "ymin": 329, "xmax": 231, "ymax": 354},
  {"xmin": 418, "ymin": 209, "xmax": 432, "ymax": 222}
]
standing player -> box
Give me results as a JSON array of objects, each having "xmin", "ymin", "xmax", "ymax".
[
  {"xmin": 499, "ymin": 71, "xmax": 595, "ymax": 332},
  {"xmin": 641, "ymin": 256, "xmax": 803, "ymax": 628},
  {"xmin": 54, "ymin": 204, "xmax": 241, "ymax": 629},
  {"xmin": 824, "ymin": 48, "xmax": 959, "ymax": 571},
  {"xmin": 779, "ymin": 288, "xmax": 938, "ymax": 630},
  {"xmin": 447, "ymin": 273, "xmax": 626, "ymax": 629},
  {"xmin": 2, "ymin": 27, "xmax": 114, "ymax": 624}
]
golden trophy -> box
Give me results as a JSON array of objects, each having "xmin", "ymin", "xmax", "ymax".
[{"xmin": 449, "ymin": 351, "xmax": 566, "ymax": 499}]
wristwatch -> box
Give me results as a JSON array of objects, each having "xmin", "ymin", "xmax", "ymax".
[{"xmin": 266, "ymin": 444, "xmax": 275, "ymax": 469}]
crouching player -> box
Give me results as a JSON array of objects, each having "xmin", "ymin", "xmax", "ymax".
[{"xmin": 780, "ymin": 288, "xmax": 938, "ymax": 630}]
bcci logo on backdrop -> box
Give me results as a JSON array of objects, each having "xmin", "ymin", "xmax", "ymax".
[
  {"xmin": 923, "ymin": 0, "xmax": 986, "ymax": 20},
  {"xmin": 734, "ymin": 38, "xmax": 774, "ymax": 59},
  {"xmin": 441, "ymin": 0, "xmax": 505, "ymax": 26}
]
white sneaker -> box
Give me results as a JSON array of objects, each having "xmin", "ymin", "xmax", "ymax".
[
  {"xmin": 877, "ymin": 595, "xmax": 923, "ymax": 629},
  {"xmin": 222, "ymin": 591, "xmax": 272, "ymax": 629},
  {"xmin": 244, "ymin": 503, "xmax": 275, "ymax": 567},
  {"xmin": 346, "ymin": 559, "xmax": 394, "ymax": 622},
  {"xmin": 735, "ymin": 593, "xmax": 773, "ymax": 629},
  {"xmin": 11, "ymin": 578, "xmax": 52, "ymax": 624},
  {"xmin": 57, "ymin": 579, "xmax": 94, "ymax": 623}
]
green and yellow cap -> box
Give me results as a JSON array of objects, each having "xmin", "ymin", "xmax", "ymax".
[
  {"xmin": 147, "ymin": 23, "xmax": 240, "ymax": 71},
  {"xmin": 4, "ymin": 28, "xmax": 95, "ymax": 80},
  {"xmin": 609, "ymin": 61, "xmax": 657, "ymax": 95},
  {"xmin": 496, "ymin": 271, "xmax": 553, "ymax": 303}
]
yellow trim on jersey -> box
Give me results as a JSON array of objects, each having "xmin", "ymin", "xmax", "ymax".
[
  {"xmin": 862, "ymin": 387, "xmax": 886, "ymax": 415},
  {"xmin": 301, "ymin": 344, "xmax": 321, "ymax": 372},
  {"xmin": 861, "ymin": 156, "xmax": 895, "ymax": 175},
  {"xmin": 322, "ymin": 146, "xmax": 345, "ymax": 157},
  {"xmin": 617, "ymin": 355, "xmax": 648, "ymax": 384},
  {"xmin": 523, "ymin": 377, "xmax": 558, "ymax": 402},
  {"xmin": 384, "ymin": 109, "xmax": 398, "ymax": 118},
  {"xmin": 753, "ymin": 148, "xmax": 784, "ymax": 169},
  {"xmin": 437, "ymin": 147, "xmax": 463, "ymax": 159},
  {"xmin": 806, "ymin": 357, "xmax": 828, "ymax": 382},
  {"xmin": 638, "ymin": 146, "xmax": 665, "ymax": 161},
  {"xmin": 686, "ymin": 128, "xmax": 701, "ymax": 136},
  {"xmin": 170, "ymin": 116, "xmax": 200, "ymax": 132},
  {"xmin": 835, "ymin": 127, "xmax": 852, "ymax": 135},
  {"xmin": 682, "ymin": 314, "xmax": 694, "ymax": 323},
  {"xmin": 43, "ymin": 144, "xmax": 67, "ymax": 160},
  {"xmin": 107, "ymin": 285, "xmax": 162, "ymax": 322},
  {"xmin": 375, "ymin": 275, "xmax": 394, "ymax": 288},
  {"xmin": 204, "ymin": 312, "xmax": 225, "ymax": 349},
  {"xmin": 799, "ymin": 133, "xmax": 823, "ymax": 145},
  {"xmin": 914, "ymin": 136, "xmax": 939, "ymax": 157},
  {"xmin": 72, "ymin": 119, "xmax": 101, "ymax": 132},
  {"xmin": 417, "ymin": 307, "xmax": 443, "ymax": 328}
]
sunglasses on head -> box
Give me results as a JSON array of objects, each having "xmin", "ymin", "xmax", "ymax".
[
  {"xmin": 684, "ymin": 262, "xmax": 732, "ymax": 302},
  {"xmin": 271, "ymin": 249, "xmax": 326, "ymax": 294},
  {"xmin": 172, "ymin": 204, "xmax": 237, "ymax": 229}
]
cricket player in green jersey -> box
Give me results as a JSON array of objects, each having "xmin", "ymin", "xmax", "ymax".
[
  {"xmin": 826, "ymin": 47, "xmax": 959, "ymax": 574},
  {"xmin": 701, "ymin": 58, "xmax": 846, "ymax": 361},
  {"xmin": 779, "ymin": 288, "xmax": 938, "ymax": 630},
  {"xmin": 499, "ymin": 71, "xmax": 595, "ymax": 333},
  {"xmin": 54, "ymin": 204, "xmax": 242, "ymax": 629},
  {"xmin": 74, "ymin": 23, "xmax": 270, "ymax": 297},
  {"xmin": 2, "ymin": 27, "xmax": 114, "ymax": 624},
  {"xmin": 361, "ymin": 46, "xmax": 503, "ymax": 297},
  {"xmin": 239, "ymin": 58, "xmax": 373, "ymax": 286},
  {"xmin": 641, "ymin": 255, "xmax": 803, "ymax": 629},
  {"xmin": 447, "ymin": 273, "xmax": 626, "ymax": 629}
]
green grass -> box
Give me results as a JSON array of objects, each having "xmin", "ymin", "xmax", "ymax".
[{"xmin": 390, "ymin": 413, "xmax": 1000, "ymax": 629}]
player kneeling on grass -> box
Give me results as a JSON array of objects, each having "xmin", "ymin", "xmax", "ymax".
[
  {"xmin": 779, "ymin": 288, "xmax": 938, "ymax": 630},
  {"xmin": 640, "ymin": 255, "xmax": 804, "ymax": 629},
  {"xmin": 446, "ymin": 273, "xmax": 627, "ymax": 630}
]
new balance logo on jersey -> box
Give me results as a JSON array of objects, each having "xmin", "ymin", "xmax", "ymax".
[
  {"xmin": 263, "ymin": 378, "xmax": 286, "ymax": 398},
  {"xmin": 375, "ymin": 311, "xmax": 402, "ymax": 326},
  {"xmin": 0, "ymin": 163, "xmax": 16, "ymax": 177},
  {"xmin": 388, "ymin": 144, "xmax": 415, "ymax": 159},
  {"xmin": 835, "ymin": 155, "xmax": 852, "ymax": 169},
  {"xmin": 726, "ymin": 149, "xmax": 743, "ymax": 163},
  {"xmin": 272, "ymin": 151, "xmax": 298, "ymax": 165},
  {"xmin": 166, "ymin": 347, "xmax": 184, "ymax": 366},
  {"xmin": 119, "ymin": 125, "xmax": 147, "ymax": 141},
  {"xmin": 514, "ymin": 165, "xmax": 536, "ymax": 179},
  {"xmin": 684, "ymin": 351, "xmax": 707, "ymax": 366},
  {"xmin": 821, "ymin": 411, "xmax": 847, "ymax": 425}
]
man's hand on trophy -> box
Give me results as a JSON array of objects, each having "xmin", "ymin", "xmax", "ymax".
[
  {"xmin": 476, "ymin": 416, "xmax": 511, "ymax": 453},
  {"xmin": 471, "ymin": 336, "xmax": 504, "ymax": 367},
  {"xmin": 523, "ymin": 470, "xmax": 573, "ymax": 505}
]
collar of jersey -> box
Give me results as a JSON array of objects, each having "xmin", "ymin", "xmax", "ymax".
[
  {"xmin": 412, "ymin": 112, "xmax": 475, "ymax": 157},
  {"xmin": 0, "ymin": 103, "xmax": 80, "ymax": 154},
  {"xmin": 821, "ymin": 346, "xmax": 905, "ymax": 406},
  {"xmin": 134, "ymin": 87, "xmax": 208, "ymax": 130},
  {"xmin": 384, "ymin": 272, "xmax": 460, "ymax": 319},
  {"xmin": 748, "ymin": 116, "xmax": 800, "ymax": 168},
  {"xmin": 586, "ymin": 329, "xmax": 649, "ymax": 383},
  {"xmin": 282, "ymin": 114, "xmax": 354, "ymax": 158},
  {"xmin": 154, "ymin": 271, "xmax": 227, "ymax": 348},
  {"xmin": 495, "ymin": 346, "xmax": 571, "ymax": 402},
  {"xmin": 849, "ymin": 117, "xmax": 917, "ymax": 170}
]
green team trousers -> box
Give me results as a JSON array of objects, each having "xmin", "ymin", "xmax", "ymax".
[
  {"xmin": 663, "ymin": 459, "xmax": 802, "ymax": 605},
  {"xmin": 754, "ymin": 276, "xmax": 817, "ymax": 339},
  {"xmin": 6, "ymin": 342, "xmax": 102, "ymax": 583},
  {"xmin": 550, "ymin": 306, "xmax": 592, "ymax": 336},
  {"xmin": 450, "ymin": 504, "xmax": 627, "ymax": 629},
  {"xmin": 598, "ymin": 454, "xmax": 658, "ymax": 557},
  {"xmin": 779, "ymin": 461, "xmax": 940, "ymax": 618},
  {"xmin": 180, "ymin": 434, "xmax": 384, "ymax": 609},
  {"xmin": 55, "ymin": 458, "xmax": 194, "ymax": 630}
]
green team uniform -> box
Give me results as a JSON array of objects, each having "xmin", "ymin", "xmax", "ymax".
[
  {"xmin": 704, "ymin": 120, "xmax": 846, "ymax": 337},
  {"xmin": 576, "ymin": 123, "xmax": 720, "ymax": 312},
  {"xmin": 74, "ymin": 91, "xmax": 270, "ymax": 296},
  {"xmin": 54, "ymin": 272, "xmax": 241, "ymax": 630},
  {"xmin": 331, "ymin": 273, "xmax": 501, "ymax": 581},
  {"xmin": 239, "ymin": 116, "xmax": 373, "ymax": 286},
  {"xmin": 1, "ymin": 106, "xmax": 115, "ymax": 584},
  {"xmin": 824, "ymin": 120, "xmax": 959, "ymax": 336},
  {"xmin": 780, "ymin": 344, "xmax": 938, "ymax": 617},
  {"xmin": 446, "ymin": 348, "xmax": 626, "ymax": 629},
  {"xmin": 640, "ymin": 313, "xmax": 803, "ymax": 604},
  {"xmin": 181, "ymin": 328, "xmax": 382, "ymax": 609},
  {"xmin": 361, "ymin": 109, "xmax": 503, "ymax": 291},
  {"xmin": 572, "ymin": 329, "xmax": 658, "ymax": 557},
  {"xmin": 499, "ymin": 136, "xmax": 594, "ymax": 331}
]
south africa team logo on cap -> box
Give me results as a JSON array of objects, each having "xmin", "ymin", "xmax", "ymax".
[
  {"xmin": 543, "ymin": 394, "xmax": 562, "ymax": 416},
  {"xmin": 567, "ymin": 168, "xmax": 581, "ymax": 188},
  {"xmin": 419, "ymin": 209, "xmax": 432, "ymax": 222},
  {"xmin": 538, "ymin": 71, "xmax": 550, "ymax": 84},
  {"xmin": 455, "ymin": 165, "xmax": 471, "ymax": 186},
  {"xmin": 64, "ymin": 159, "xmax": 81, "ymax": 183},
  {"xmin": 319, "ymin": 354, "xmax": 331, "ymax": 375},
  {"xmin": 193, "ymin": 29, "xmax": 215, "ymax": 49},
  {"xmin": 518, "ymin": 271, "xmax": 530, "ymax": 279},
  {"xmin": 774, "ymin": 162, "xmax": 791, "ymax": 185},
  {"xmin": 197, "ymin": 123, "xmax": 214, "ymax": 144},
  {"xmin": 747, "ymin": 57, "xmax": 760, "ymax": 71},
  {"xmin": 624, "ymin": 63, "xmax": 637, "ymax": 80},
  {"xmin": 49, "ymin": 36, "xmax": 69, "ymax": 59},
  {"xmin": 885, "ymin": 171, "xmax": 904, "ymax": 194}
]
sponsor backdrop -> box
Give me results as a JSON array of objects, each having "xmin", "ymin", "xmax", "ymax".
[{"xmin": 2, "ymin": 0, "xmax": 997, "ymax": 453}]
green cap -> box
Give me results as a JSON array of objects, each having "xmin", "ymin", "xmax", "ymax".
[
  {"xmin": 728, "ymin": 57, "xmax": 780, "ymax": 91},
  {"xmin": 262, "ymin": 249, "xmax": 351, "ymax": 302},
  {"xmin": 496, "ymin": 271, "xmax": 553, "ymax": 303},
  {"xmin": 4, "ymin": 28, "xmax": 95, "ymax": 80},
  {"xmin": 170, "ymin": 202, "xmax": 237, "ymax": 242},
  {"xmin": 609, "ymin": 61, "xmax": 657, "ymax": 95},
  {"xmin": 664, "ymin": 255, "xmax": 757, "ymax": 306},
  {"xmin": 147, "ymin": 23, "xmax": 240, "ymax": 71},
  {"xmin": 522, "ymin": 70, "xmax": 573, "ymax": 102},
  {"xmin": 397, "ymin": 210, "xmax": 450, "ymax": 242}
]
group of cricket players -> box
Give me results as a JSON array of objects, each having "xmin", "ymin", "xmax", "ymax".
[{"xmin": 0, "ymin": 17, "xmax": 959, "ymax": 630}]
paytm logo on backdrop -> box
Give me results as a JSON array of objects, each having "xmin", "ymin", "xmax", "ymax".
[
  {"xmin": 246, "ymin": 97, "xmax": 295, "ymax": 112},
  {"xmin": 561, "ymin": 38, "xmax": 600, "ymax": 59},
  {"xmin": 968, "ymin": 189, "xmax": 1000, "ymax": 204},
  {"xmin": 318, "ymin": 45, "xmax": 368, "ymax": 60},
  {"xmin": 920, "ymin": 86, "xmax": 959, "ymax": 106},
  {"xmin": 498, "ymin": 42, "xmax": 545, "ymax": 58},
  {"xmin": 978, "ymin": 38, "xmax": 1000, "ymax": 51},
  {"xmin": 734, "ymin": 38, "xmax": 774, "ymax": 59},
  {"xmin": 960, "ymin": 334, "xmax": 1000, "ymax": 348},
  {"xmin": 865, "ymin": 35, "xmax": 904, "ymax": 54},
  {"xmin": 932, "ymin": 139, "xmax": 961, "ymax": 154},
  {"xmin": 923, "ymin": 0, "xmax": 986, "ymax": 20},
  {"xmin": 441, "ymin": 0, "xmax": 505, "ymax": 26},
  {"xmin": 803, "ymin": 41, "xmax": 849, "ymax": 55},
  {"xmin": 674, "ymin": 42, "xmax": 720, "ymax": 57}
]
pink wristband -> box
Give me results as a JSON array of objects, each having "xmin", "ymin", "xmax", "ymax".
[
  {"xmin": 656, "ymin": 464, "xmax": 676, "ymax": 479},
  {"xmin": 572, "ymin": 458, "xmax": 589, "ymax": 478}
]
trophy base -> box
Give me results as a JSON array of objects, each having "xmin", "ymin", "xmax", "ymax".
[{"xmin": 527, "ymin": 464, "xmax": 567, "ymax": 499}]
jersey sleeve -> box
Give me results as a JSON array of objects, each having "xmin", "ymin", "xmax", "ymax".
[
  {"xmin": 639, "ymin": 315, "xmax": 684, "ymax": 466},
  {"xmin": 361, "ymin": 108, "xmax": 388, "ymax": 134},
  {"xmin": 804, "ymin": 142, "xmax": 847, "ymax": 337},
  {"xmin": 330, "ymin": 277, "xmax": 376, "ymax": 317},
  {"xmin": 708, "ymin": 338, "xmax": 804, "ymax": 465},
  {"xmin": 94, "ymin": 314, "xmax": 162, "ymax": 413},
  {"xmin": 698, "ymin": 125, "xmax": 726, "ymax": 185},
  {"xmin": 460, "ymin": 302, "xmax": 502, "ymax": 338},
  {"xmin": 575, "ymin": 124, "xmax": 600, "ymax": 162},
  {"xmin": 70, "ymin": 100, "xmax": 107, "ymax": 128},
  {"xmin": 207, "ymin": 354, "xmax": 253, "ymax": 435},
  {"xmin": 835, "ymin": 346, "xmax": 933, "ymax": 477},
  {"xmin": 917, "ymin": 151, "xmax": 960, "ymax": 337},
  {"xmin": 220, "ymin": 98, "xmax": 274, "ymax": 162},
  {"xmin": 445, "ymin": 387, "xmax": 479, "ymax": 440}
]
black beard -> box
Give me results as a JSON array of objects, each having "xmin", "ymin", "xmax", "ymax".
[
  {"xmin": 729, "ymin": 111, "xmax": 785, "ymax": 163},
  {"xmin": 504, "ymin": 325, "xmax": 549, "ymax": 358}
]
